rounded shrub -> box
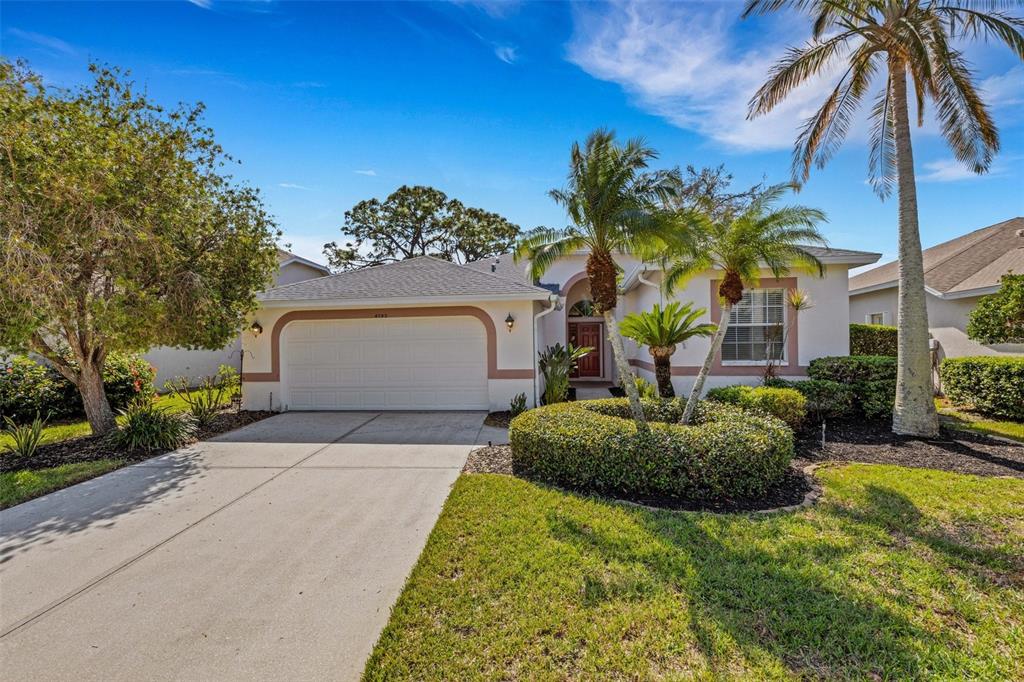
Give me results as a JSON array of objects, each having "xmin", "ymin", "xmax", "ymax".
[
  {"xmin": 940, "ymin": 356, "xmax": 1024, "ymax": 420},
  {"xmin": 706, "ymin": 385, "xmax": 806, "ymax": 429},
  {"xmin": 766, "ymin": 378, "xmax": 855, "ymax": 421},
  {"xmin": 509, "ymin": 398, "xmax": 793, "ymax": 501},
  {"xmin": 808, "ymin": 355, "xmax": 897, "ymax": 419},
  {"xmin": 110, "ymin": 399, "xmax": 197, "ymax": 452}
]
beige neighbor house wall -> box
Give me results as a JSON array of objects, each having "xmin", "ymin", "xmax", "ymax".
[
  {"xmin": 623, "ymin": 266, "xmax": 852, "ymax": 396},
  {"xmin": 240, "ymin": 299, "xmax": 538, "ymax": 412},
  {"xmin": 849, "ymin": 288, "xmax": 1024, "ymax": 358},
  {"xmin": 145, "ymin": 260, "xmax": 328, "ymax": 386}
]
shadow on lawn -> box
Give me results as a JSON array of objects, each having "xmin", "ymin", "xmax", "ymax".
[
  {"xmin": 544, "ymin": 487, "xmax": 995, "ymax": 679},
  {"xmin": 0, "ymin": 455, "xmax": 201, "ymax": 565}
]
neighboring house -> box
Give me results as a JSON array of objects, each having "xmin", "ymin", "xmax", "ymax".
[
  {"xmin": 145, "ymin": 249, "xmax": 331, "ymax": 386},
  {"xmin": 240, "ymin": 246, "xmax": 879, "ymax": 412},
  {"xmin": 849, "ymin": 217, "xmax": 1024, "ymax": 359}
]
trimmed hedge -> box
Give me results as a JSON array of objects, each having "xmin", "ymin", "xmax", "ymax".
[
  {"xmin": 808, "ymin": 355, "xmax": 897, "ymax": 419},
  {"xmin": 0, "ymin": 353, "xmax": 155, "ymax": 423},
  {"xmin": 940, "ymin": 356, "xmax": 1024, "ymax": 420},
  {"xmin": 766, "ymin": 378, "xmax": 856, "ymax": 422},
  {"xmin": 706, "ymin": 385, "xmax": 806, "ymax": 429},
  {"xmin": 850, "ymin": 323, "xmax": 898, "ymax": 356},
  {"xmin": 509, "ymin": 398, "xmax": 793, "ymax": 500}
]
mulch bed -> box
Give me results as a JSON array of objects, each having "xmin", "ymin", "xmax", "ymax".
[
  {"xmin": 464, "ymin": 417, "xmax": 1024, "ymax": 513},
  {"xmin": 794, "ymin": 419, "xmax": 1024, "ymax": 479},
  {"xmin": 484, "ymin": 411, "xmax": 513, "ymax": 428},
  {"xmin": 1, "ymin": 410, "xmax": 275, "ymax": 473}
]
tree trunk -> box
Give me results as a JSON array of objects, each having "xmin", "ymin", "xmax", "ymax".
[
  {"xmin": 78, "ymin": 360, "xmax": 117, "ymax": 435},
  {"xmin": 682, "ymin": 304, "xmax": 730, "ymax": 424},
  {"xmin": 890, "ymin": 60, "xmax": 939, "ymax": 437},
  {"xmin": 604, "ymin": 310, "xmax": 649, "ymax": 429},
  {"xmin": 650, "ymin": 346, "xmax": 675, "ymax": 398}
]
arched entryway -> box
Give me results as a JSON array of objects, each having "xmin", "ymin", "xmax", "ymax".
[{"xmin": 564, "ymin": 277, "xmax": 612, "ymax": 382}]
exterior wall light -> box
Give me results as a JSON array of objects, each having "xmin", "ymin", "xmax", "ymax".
[
  {"xmin": 249, "ymin": 320, "xmax": 263, "ymax": 336},
  {"xmin": 505, "ymin": 313, "xmax": 515, "ymax": 333}
]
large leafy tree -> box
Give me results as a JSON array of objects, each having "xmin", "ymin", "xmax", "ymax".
[
  {"xmin": 664, "ymin": 184, "xmax": 827, "ymax": 424},
  {"xmin": 967, "ymin": 273, "xmax": 1024, "ymax": 344},
  {"xmin": 0, "ymin": 61, "xmax": 280, "ymax": 435},
  {"xmin": 323, "ymin": 185, "xmax": 520, "ymax": 270},
  {"xmin": 515, "ymin": 129, "xmax": 684, "ymax": 426},
  {"xmin": 620, "ymin": 302, "xmax": 717, "ymax": 398},
  {"xmin": 745, "ymin": 0, "xmax": 1024, "ymax": 436}
]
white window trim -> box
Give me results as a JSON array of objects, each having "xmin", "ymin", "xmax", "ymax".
[{"xmin": 721, "ymin": 288, "xmax": 788, "ymax": 366}]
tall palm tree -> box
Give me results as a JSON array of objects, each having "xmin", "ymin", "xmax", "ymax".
[
  {"xmin": 665, "ymin": 184, "xmax": 827, "ymax": 424},
  {"xmin": 744, "ymin": 0, "xmax": 1024, "ymax": 436},
  {"xmin": 620, "ymin": 302, "xmax": 717, "ymax": 398},
  {"xmin": 515, "ymin": 129, "xmax": 683, "ymax": 426}
]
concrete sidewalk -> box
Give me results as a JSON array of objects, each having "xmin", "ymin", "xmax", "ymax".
[{"xmin": 1, "ymin": 411, "xmax": 503, "ymax": 681}]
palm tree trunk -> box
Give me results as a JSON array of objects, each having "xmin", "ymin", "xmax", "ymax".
[
  {"xmin": 890, "ymin": 60, "xmax": 939, "ymax": 437},
  {"xmin": 682, "ymin": 305, "xmax": 730, "ymax": 424},
  {"xmin": 604, "ymin": 310, "xmax": 648, "ymax": 429},
  {"xmin": 651, "ymin": 348, "xmax": 675, "ymax": 398}
]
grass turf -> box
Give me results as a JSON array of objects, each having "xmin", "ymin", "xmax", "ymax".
[
  {"xmin": 0, "ymin": 459, "xmax": 124, "ymax": 509},
  {"xmin": 364, "ymin": 465, "xmax": 1024, "ymax": 680},
  {"xmin": 936, "ymin": 399, "xmax": 1024, "ymax": 443}
]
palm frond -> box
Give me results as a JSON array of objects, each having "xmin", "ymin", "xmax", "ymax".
[
  {"xmin": 934, "ymin": 6, "xmax": 1024, "ymax": 58},
  {"xmin": 749, "ymin": 31, "xmax": 861, "ymax": 117},
  {"xmin": 868, "ymin": 71, "xmax": 897, "ymax": 197},
  {"xmin": 514, "ymin": 229, "xmax": 586, "ymax": 281}
]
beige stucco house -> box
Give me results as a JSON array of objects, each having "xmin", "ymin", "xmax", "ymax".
[
  {"xmin": 849, "ymin": 217, "xmax": 1024, "ymax": 359},
  {"xmin": 145, "ymin": 249, "xmax": 330, "ymax": 386},
  {"xmin": 239, "ymin": 245, "xmax": 879, "ymax": 412}
]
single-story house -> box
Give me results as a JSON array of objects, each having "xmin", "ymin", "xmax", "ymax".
[
  {"xmin": 240, "ymin": 245, "xmax": 880, "ymax": 412},
  {"xmin": 849, "ymin": 217, "xmax": 1024, "ymax": 358},
  {"xmin": 145, "ymin": 249, "xmax": 331, "ymax": 386}
]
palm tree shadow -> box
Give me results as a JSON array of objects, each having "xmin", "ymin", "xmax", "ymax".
[{"xmin": 546, "ymin": 498, "xmax": 942, "ymax": 678}]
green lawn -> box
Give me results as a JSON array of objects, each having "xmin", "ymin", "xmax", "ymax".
[
  {"xmin": 937, "ymin": 399, "xmax": 1024, "ymax": 443},
  {"xmin": 0, "ymin": 459, "xmax": 124, "ymax": 509},
  {"xmin": 365, "ymin": 465, "xmax": 1024, "ymax": 680}
]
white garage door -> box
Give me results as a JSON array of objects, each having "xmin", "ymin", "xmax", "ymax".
[{"xmin": 283, "ymin": 316, "xmax": 489, "ymax": 410}]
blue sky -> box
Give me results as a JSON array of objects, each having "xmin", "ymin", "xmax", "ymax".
[{"xmin": 2, "ymin": 0, "xmax": 1022, "ymax": 269}]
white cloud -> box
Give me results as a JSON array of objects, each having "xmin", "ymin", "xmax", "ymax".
[
  {"xmin": 6, "ymin": 28, "xmax": 77, "ymax": 56},
  {"xmin": 493, "ymin": 45, "xmax": 518, "ymax": 64},
  {"xmin": 566, "ymin": 2, "xmax": 864, "ymax": 151},
  {"xmin": 278, "ymin": 182, "xmax": 312, "ymax": 190},
  {"xmin": 919, "ymin": 158, "xmax": 1009, "ymax": 183},
  {"xmin": 187, "ymin": 0, "xmax": 213, "ymax": 9},
  {"xmin": 980, "ymin": 65, "xmax": 1024, "ymax": 108},
  {"xmin": 354, "ymin": 169, "xmax": 377, "ymax": 176}
]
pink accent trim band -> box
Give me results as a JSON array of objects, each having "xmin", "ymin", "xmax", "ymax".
[
  {"xmin": 628, "ymin": 359, "xmax": 808, "ymax": 377},
  {"xmin": 242, "ymin": 306, "xmax": 534, "ymax": 382}
]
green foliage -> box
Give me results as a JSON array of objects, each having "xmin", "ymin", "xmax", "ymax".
[
  {"xmin": 849, "ymin": 323, "xmax": 898, "ymax": 356},
  {"xmin": 807, "ymin": 356, "xmax": 898, "ymax": 420},
  {"xmin": 620, "ymin": 302, "xmax": 716, "ymax": 349},
  {"xmin": 509, "ymin": 392, "xmax": 527, "ymax": 418},
  {"xmin": 767, "ymin": 378, "xmax": 856, "ymax": 422},
  {"xmin": 2, "ymin": 414, "xmax": 46, "ymax": 458},
  {"xmin": 109, "ymin": 399, "xmax": 197, "ymax": 452},
  {"xmin": 509, "ymin": 399, "xmax": 793, "ymax": 500},
  {"xmin": 0, "ymin": 60, "xmax": 279, "ymax": 430},
  {"xmin": 538, "ymin": 343, "xmax": 592, "ymax": 405},
  {"xmin": 706, "ymin": 385, "xmax": 807, "ymax": 429},
  {"xmin": 629, "ymin": 376, "xmax": 659, "ymax": 400},
  {"xmin": 323, "ymin": 185, "xmax": 520, "ymax": 270},
  {"xmin": 967, "ymin": 274, "xmax": 1024, "ymax": 344},
  {"xmin": 164, "ymin": 365, "xmax": 238, "ymax": 428},
  {"xmin": 0, "ymin": 353, "xmax": 154, "ymax": 422},
  {"xmin": 940, "ymin": 356, "xmax": 1024, "ymax": 420}
]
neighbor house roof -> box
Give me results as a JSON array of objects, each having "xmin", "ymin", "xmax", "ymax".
[
  {"xmin": 849, "ymin": 217, "xmax": 1024, "ymax": 298},
  {"xmin": 258, "ymin": 255, "xmax": 553, "ymax": 306},
  {"xmin": 276, "ymin": 248, "xmax": 332, "ymax": 275}
]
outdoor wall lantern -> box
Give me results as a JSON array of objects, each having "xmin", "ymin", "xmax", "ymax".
[
  {"xmin": 249, "ymin": 320, "xmax": 263, "ymax": 336},
  {"xmin": 505, "ymin": 313, "xmax": 515, "ymax": 333}
]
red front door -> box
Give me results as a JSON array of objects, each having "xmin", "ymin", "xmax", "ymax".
[{"xmin": 569, "ymin": 322, "xmax": 602, "ymax": 378}]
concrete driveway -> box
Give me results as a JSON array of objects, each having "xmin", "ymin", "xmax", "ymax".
[{"xmin": 0, "ymin": 411, "xmax": 505, "ymax": 681}]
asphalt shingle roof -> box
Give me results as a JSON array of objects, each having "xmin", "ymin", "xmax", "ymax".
[
  {"xmin": 849, "ymin": 217, "xmax": 1024, "ymax": 294},
  {"xmin": 259, "ymin": 255, "xmax": 552, "ymax": 302}
]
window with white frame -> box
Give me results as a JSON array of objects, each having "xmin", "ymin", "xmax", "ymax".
[
  {"xmin": 721, "ymin": 288, "xmax": 786, "ymax": 363},
  {"xmin": 868, "ymin": 312, "xmax": 884, "ymax": 325}
]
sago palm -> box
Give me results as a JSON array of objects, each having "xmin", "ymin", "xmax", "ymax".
[
  {"xmin": 745, "ymin": 0, "xmax": 1024, "ymax": 436},
  {"xmin": 620, "ymin": 302, "xmax": 717, "ymax": 398},
  {"xmin": 515, "ymin": 129, "xmax": 684, "ymax": 426},
  {"xmin": 664, "ymin": 183, "xmax": 827, "ymax": 424}
]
